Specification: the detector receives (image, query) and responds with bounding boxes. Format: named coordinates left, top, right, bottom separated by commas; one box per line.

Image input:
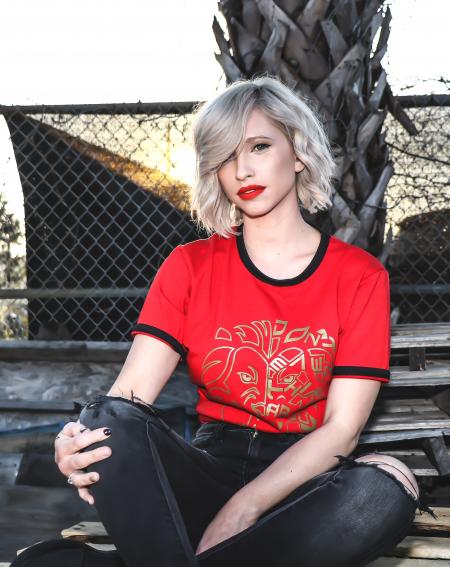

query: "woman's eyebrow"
left=244, top=136, right=273, bottom=142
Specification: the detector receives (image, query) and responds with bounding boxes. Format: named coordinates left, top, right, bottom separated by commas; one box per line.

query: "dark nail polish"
left=103, top=428, right=112, bottom=436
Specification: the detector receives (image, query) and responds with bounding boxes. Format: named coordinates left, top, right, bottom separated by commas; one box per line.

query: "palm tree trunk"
left=213, top=0, right=417, bottom=256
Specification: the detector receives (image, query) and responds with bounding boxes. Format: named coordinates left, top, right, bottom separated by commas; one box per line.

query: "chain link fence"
left=384, top=92, right=449, bottom=324
left=0, top=91, right=448, bottom=340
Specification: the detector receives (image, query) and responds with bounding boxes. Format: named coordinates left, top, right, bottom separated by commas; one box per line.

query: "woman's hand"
left=54, top=421, right=112, bottom=505
left=195, top=495, right=259, bottom=555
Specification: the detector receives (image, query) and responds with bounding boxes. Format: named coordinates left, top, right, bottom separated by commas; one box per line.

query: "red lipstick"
left=237, top=185, right=266, bottom=200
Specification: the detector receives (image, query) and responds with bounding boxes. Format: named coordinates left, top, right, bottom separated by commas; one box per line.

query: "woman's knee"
left=354, top=453, right=419, bottom=501
left=78, top=396, right=164, bottom=486
left=78, top=395, right=164, bottom=466
left=79, top=394, right=160, bottom=430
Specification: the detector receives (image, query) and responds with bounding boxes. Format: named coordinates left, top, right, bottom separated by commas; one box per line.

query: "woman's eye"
left=222, top=144, right=269, bottom=166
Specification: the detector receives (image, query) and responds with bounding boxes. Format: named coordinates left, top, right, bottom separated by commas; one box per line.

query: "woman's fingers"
left=55, top=426, right=112, bottom=476
left=69, top=427, right=112, bottom=454
left=55, top=421, right=112, bottom=504
left=78, top=486, right=95, bottom=506
left=69, top=445, right=112, bottom=472
left=60, top=421, right=86, bottom=438
left=69, top=470, right=100, bottom=489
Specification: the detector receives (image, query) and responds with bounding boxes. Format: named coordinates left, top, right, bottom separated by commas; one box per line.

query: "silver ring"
left=67, top=472, right=76, bottom=485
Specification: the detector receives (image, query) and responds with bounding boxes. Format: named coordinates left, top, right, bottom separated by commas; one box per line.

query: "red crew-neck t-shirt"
left=131, top=226, right=391, bottom=433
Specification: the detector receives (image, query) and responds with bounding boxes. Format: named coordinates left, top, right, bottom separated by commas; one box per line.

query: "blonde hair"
left=190, top=75, right=336, bottom=238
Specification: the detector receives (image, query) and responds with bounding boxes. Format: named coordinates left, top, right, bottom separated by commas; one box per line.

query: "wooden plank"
left=369, top=411, right=447, bottom=422
left=363, top=417, right=450, bottom=432
left=358, top=429, right=450, bottom=444
left=61, top=521, right=109, bottom=543
left=389, top=536, right=450, bottom=559
left=376, top=398, right=439, bottom=407
left=391, top=332, right=450, bottom=349
left=392, top=329, right=450, bottom=349
left=411, top=507, right=450, bottom=535
left=373, top=399, right=441, bottom=413
left=388, top=362, right=450, bottom=387
left=388, top=375, right=450, bottom=387
left=392, top=323, right=450, bottom=334
left=86, top=543, right=116, bottom=551
left=368, top=559, right=450, bottom=566
left=409, top=347, right=427, bottom=371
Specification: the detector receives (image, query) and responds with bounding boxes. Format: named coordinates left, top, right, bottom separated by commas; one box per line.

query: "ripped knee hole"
left=356, top=459, right=419, bottom=500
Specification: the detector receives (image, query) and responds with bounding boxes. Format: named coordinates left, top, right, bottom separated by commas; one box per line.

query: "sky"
left=0, top=0, right=449, bottom=256
left=0, top=0, right=448, bottom=106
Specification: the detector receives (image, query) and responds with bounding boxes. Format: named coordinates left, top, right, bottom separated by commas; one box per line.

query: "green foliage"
left=0, top=191, right=27, bottom=338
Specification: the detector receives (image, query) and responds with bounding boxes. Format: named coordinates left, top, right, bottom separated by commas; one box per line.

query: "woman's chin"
left=240, top=203, right=279, bottom=220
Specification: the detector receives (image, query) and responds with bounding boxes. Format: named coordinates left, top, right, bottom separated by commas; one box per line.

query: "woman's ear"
left=295, top=158, right=306, bottom=174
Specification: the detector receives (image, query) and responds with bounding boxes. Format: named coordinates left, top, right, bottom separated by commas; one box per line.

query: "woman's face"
left=217, top=107, right=305, bottom=220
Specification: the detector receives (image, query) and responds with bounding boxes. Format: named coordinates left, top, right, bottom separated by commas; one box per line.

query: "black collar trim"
left=236, top=224, right=330, bottom=287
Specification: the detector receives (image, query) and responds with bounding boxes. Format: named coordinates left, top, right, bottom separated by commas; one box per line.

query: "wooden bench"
left=357, top=323, right=450, bottom=477
left=0, top=322, right=448, bottom=480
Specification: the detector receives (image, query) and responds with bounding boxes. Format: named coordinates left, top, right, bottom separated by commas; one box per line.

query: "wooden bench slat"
left=391, top=323, right=450, bottom=349
left=359, top=429, right=450, bottom=444
left=61, top=521, right=108, bottom=541
left=364, top=418, right=450, bottom=432
left=370, top=411, right=447, bottom=422
left=368, top=559, right=450, bottom=566
left=390, top=535, right=450, bottom=560
left=367, top=557, right=445, bottom=567
left=388, top=361, right=450, bottom=387
left=392, top=323, right=450, bottom=335
left=374, top=398, right=441, bottom=411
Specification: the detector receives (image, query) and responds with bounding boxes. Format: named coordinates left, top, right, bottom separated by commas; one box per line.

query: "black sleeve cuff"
left=130, top=324, right=187, bottom=359
left=332, top=365, right=390, bottom=380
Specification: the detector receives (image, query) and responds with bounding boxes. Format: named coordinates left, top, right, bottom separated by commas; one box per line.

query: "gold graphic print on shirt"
left=201, top=319, right=336, bottom=428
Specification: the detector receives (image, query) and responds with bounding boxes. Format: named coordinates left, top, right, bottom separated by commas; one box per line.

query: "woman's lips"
left=238, top=187, right=266, bottom=200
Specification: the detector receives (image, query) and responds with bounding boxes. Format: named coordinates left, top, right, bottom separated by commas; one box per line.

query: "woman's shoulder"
left=329, top=234, right=387, bottom=278
left=173, top=232, right=234, bottom=269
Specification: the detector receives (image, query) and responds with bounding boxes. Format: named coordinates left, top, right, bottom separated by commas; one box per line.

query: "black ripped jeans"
left=79, top=395, right=433, bottom=567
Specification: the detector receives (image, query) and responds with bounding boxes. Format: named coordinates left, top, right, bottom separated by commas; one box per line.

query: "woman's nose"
left=235, top=154, right=254, bottom=181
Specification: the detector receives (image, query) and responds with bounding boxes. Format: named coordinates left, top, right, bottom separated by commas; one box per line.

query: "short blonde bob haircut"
left=190, top=75, right=335, bottom=238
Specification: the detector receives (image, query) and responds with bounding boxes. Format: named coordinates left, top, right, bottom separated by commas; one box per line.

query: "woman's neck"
left=241, top=216, right=318, bottom=258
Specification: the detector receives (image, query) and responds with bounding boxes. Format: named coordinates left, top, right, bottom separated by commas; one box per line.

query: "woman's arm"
left=55, top=334, right=181, bottom=504
left=107, top=333, right=181, bottom=404
left=228, top=377, right=381, bottom=518
left=195, top=377, right=382, bottom=554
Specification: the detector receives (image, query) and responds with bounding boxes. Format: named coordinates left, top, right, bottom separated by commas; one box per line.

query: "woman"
left=14, top=76, right=434, bottom=567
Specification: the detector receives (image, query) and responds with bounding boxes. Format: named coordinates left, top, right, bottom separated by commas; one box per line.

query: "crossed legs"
left=79, top=395, right=419, bottom=567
